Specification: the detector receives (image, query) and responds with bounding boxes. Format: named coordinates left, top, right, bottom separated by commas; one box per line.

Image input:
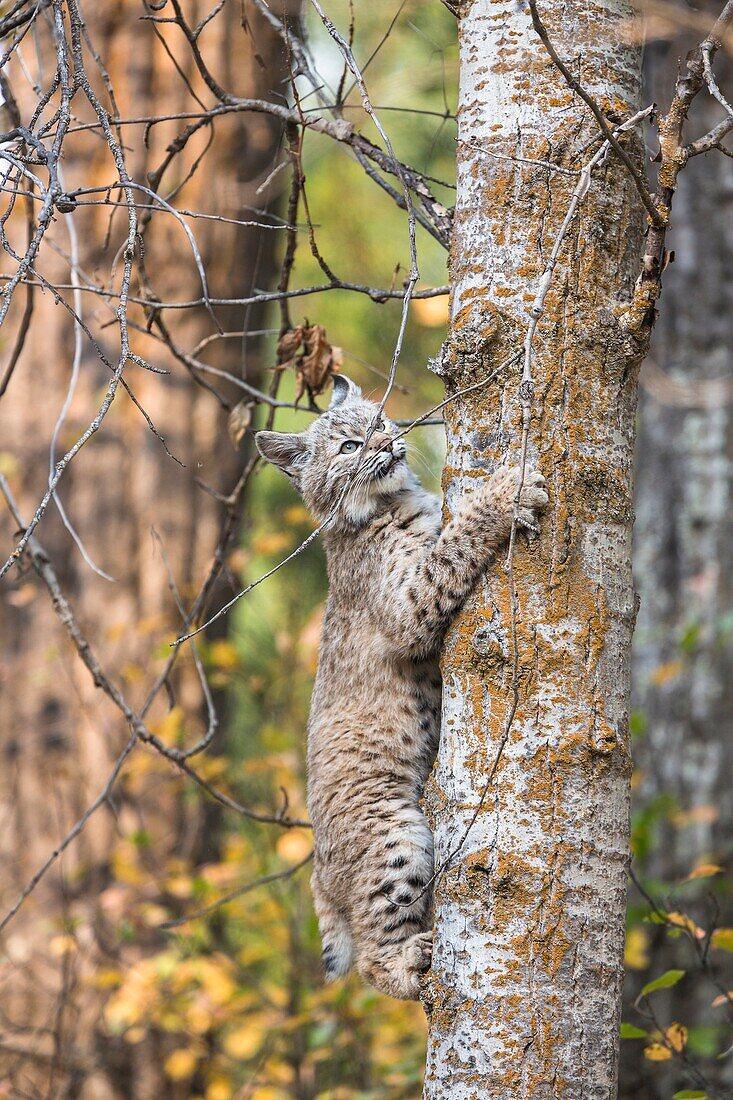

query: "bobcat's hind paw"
left=403, top=930, right=433, bottom=974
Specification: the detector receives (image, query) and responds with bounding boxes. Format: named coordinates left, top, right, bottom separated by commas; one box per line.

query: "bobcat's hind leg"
left=354, top=813, right=435, bottom=1000
left=402, top=930, right=433, bottom=973
left=312, top=874, right=354, bottom=981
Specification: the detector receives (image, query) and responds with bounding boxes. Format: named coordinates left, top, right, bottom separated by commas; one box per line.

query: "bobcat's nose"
left=367, top=432, right=393, bottom=453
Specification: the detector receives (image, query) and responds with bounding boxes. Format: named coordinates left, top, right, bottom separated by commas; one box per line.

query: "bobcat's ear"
left=255, top=431, right=310, bottom=483
left=329, top=373, right=362, bottom=409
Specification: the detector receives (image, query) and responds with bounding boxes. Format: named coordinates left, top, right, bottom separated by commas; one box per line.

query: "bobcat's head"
left=255, top=376, right=412, bottom=527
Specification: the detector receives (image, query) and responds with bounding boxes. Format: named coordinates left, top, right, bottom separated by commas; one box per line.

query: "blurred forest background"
left=0, top=1, right=731, bottom=1098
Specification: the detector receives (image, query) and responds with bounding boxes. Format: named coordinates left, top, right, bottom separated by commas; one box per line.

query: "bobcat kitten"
left=255, top=375, right=548, bottom=1000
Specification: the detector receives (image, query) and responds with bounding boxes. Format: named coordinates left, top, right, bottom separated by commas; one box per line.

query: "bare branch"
left=527, top=0, right=662, bottom=227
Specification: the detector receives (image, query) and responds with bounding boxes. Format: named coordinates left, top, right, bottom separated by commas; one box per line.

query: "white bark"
left=423, top=3, right=643, bottom=1097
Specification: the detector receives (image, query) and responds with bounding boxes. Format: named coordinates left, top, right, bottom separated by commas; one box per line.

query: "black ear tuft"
left=329, top=374, right=362, bottom=409
left=255, top=431, right=309, bottom=480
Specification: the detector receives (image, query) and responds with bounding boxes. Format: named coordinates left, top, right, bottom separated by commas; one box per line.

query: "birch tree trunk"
left=423, top=3, right=643, bottom=1096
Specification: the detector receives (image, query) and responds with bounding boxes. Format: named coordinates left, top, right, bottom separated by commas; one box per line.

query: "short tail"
left=312, top=878, right=354, bottom=980
left=322, top=923, right=355, bottom=980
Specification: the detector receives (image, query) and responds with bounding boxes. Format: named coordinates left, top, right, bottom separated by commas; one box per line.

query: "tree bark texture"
left=423, top=3, right=643, bottom=1097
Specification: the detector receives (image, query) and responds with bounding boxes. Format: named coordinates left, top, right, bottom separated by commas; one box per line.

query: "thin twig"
left=527, top=0, right=662, bottom=227
left=159, top=852, right=313, bottom=929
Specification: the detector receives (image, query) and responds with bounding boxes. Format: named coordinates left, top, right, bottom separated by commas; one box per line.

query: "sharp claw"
left=516, top=516, right=540, bottom=535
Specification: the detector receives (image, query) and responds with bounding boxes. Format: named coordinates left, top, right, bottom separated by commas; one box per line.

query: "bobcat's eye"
left=340, top=440, right=360, bottom=454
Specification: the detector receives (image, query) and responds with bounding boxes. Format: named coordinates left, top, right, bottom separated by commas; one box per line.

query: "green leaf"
left=679, top=621, right=701, bottom=654
left=673, top=1091, right=707, bottom=1099
left=640, top=969, right=685, bottom=997
left=620, top=1023, right=648, bottom=1039
left=629, top=710, right=647, bottom=738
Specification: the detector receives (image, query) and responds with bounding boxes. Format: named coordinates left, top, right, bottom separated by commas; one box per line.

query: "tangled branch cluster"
left=0, top=0, right=732, bottom=942
left=0, top=0, right=453, bottom=932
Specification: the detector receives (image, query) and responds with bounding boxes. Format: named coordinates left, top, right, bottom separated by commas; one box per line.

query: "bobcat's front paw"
left=488, top=466, right=548, bottom=534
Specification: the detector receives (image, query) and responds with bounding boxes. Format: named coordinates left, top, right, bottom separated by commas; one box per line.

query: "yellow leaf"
left=155, top=951, right=180, bottom=980
left=412, top=294, right=449, bottom=327
left=185, top=1000, right=214, bottom=1035
left=237, top=943, right=271, bottom=966
left=711, top=928, right=733, bottom=951
left=684, top=863, right=723, bottom=881
left=125, top=753, right=161, bottom=780
left=276, top=830, right=312, bottom=863
left=251, top=532, right=291, bottom=556
left=665, top=912, right=705, bottom=939
left=49, top=934, right=77, bottom=957
left=205, top=1077, right=233, bottom=1100
left=665, top=1022, right=688, bottom=1052
left=197, top=958, right=237, bottom=1005
left=166, top=857, right=190, bottom=875
left=644, top=1043, right=673, bottom=1061
left=149, top=706, right=184, bottom=746
left=283, top=504, right=311, bottom=525
left=136, top=903, right=170, bottom=927
left=193, top=757, right=229, bottom=782
left=650, top=659, right=684, bottom=686
left=90, top=968, right=124, bottom=989
left=672, top=804, right=718, bottom=828
left=5, top=583, right=36, bottom=609
left=111, top=848, right=145, bottom=886
left=165, top=875, right=195, bottom=899
left=712, top=991, right=733, bottom=1008
left=159, top=1008, right=185, bottom=1032
left=208, top=640, right=239, bottom=671
left=120, top=662, right=145, bottom=684
left=625, top=927, right=650, bottom=970
left=222, top=836, right=248, bottom=864
left=200, top=862, right=240, bottom=887
left=222, top=1026, right=261, bottom=1060
left=0, top=451, right=19, bottom=476
left=261, top=981, right=289, bottom=1008
left=105, top=988, right=147, bottom=1031
left=104, top=622, right=127, bottom=641
left=165, top=1049, right=198, bottom=1081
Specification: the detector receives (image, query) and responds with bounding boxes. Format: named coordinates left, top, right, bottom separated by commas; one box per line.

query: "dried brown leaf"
left=228, top=401, right=254, bottom=449
left=277, top=326, right=304, bottom=361
left=295, top=324, right=341, bottom=403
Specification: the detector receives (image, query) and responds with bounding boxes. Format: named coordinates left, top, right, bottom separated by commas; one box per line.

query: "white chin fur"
left=343, top=462, right=409, bottom=525
left=374, top=460, right=409, bottom=490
